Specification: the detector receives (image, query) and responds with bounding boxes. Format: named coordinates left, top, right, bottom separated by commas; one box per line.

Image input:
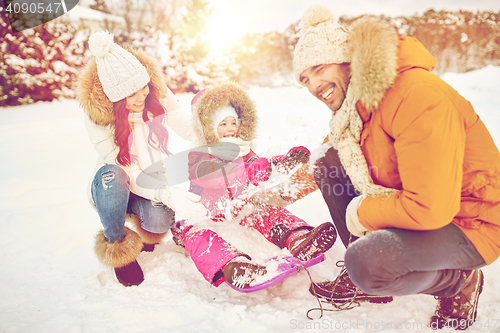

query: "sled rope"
left=304, top=236, right=361, bottom=320
left=305, top=261, right=360, bottom=320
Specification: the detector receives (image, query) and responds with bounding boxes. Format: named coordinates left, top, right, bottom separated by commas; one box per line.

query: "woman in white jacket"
left=77, top=32, right=207, bottom=286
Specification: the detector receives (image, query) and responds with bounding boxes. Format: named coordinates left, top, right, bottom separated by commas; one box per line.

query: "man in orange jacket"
left=294, top=5, right=500, bottom=329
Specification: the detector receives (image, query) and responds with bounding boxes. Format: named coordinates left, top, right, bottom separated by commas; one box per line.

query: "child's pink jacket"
left=188, top=149, right=268, bottom=219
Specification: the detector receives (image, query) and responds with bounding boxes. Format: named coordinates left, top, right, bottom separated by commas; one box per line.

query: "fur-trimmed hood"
left=77, top=48, right=167, bottom=127
left=191, top=81, right=257, bottom=145
left=347, top=16, right=436, bottom=111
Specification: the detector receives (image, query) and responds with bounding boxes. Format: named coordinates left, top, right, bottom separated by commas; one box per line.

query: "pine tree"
left=0, top=4, right=88, bottom=106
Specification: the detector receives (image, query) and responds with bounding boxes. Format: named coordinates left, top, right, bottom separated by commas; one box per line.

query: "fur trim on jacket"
left=77, top=48, right=167, bottom=126
left=348, top=16, right=399, bottom=111
left=191, top=82, right=257, bottom=145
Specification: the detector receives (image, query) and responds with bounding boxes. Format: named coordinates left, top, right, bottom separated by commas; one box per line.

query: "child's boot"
left=224, top=256, right=268, bottom=289
left=287, top=222, right=337, bottom=261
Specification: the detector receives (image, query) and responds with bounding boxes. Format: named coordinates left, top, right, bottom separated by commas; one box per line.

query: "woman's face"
left=125, top=84, right=149, bottom=112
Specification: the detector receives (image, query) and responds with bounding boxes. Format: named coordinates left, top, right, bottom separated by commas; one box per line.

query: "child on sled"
left=172, top=82, right=337, bottom=290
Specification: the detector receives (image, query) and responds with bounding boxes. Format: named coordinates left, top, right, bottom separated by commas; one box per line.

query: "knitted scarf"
left=328, top=88, right=398, bottom=197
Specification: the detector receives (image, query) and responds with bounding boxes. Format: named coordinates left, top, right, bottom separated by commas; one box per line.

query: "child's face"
left=217, top=117, right=239, bottom=138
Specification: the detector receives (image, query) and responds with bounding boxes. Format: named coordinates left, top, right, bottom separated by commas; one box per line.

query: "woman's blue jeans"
left=313, top=147, right=485, bottom=297
left=91, top=164, right=175, bottom=243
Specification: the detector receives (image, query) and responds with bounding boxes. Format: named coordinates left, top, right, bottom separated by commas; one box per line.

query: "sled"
left=226, top=254, right=325, bottom=293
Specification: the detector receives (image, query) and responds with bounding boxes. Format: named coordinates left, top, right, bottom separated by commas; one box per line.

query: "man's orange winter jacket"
left=352, top=34, right=500, bottom=265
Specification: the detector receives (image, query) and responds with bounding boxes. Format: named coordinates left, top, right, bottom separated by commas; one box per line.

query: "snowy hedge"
left=1, top=3, right=499, bottom=107
left=0, top=5, right=88, bottom=107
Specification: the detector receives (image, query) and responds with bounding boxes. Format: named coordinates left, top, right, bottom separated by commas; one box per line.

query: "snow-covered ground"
left=1, top=66, right=499, bottom=333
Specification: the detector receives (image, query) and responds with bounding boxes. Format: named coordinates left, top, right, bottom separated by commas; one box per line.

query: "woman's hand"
left=160, top=186, right=207, bottom=219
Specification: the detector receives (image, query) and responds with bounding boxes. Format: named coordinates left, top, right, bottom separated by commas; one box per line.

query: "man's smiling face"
left=300, top=63, right=351, bottom=112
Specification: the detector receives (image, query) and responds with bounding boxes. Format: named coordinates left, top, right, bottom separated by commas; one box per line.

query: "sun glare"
left=205, top=9, right=244, bottom=51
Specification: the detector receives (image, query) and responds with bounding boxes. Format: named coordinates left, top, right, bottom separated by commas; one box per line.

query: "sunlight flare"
left=205, top=8, right=244, bottom=50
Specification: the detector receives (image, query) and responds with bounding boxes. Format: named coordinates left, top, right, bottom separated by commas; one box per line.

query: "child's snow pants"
left=181, top=205, right=312, bottom=286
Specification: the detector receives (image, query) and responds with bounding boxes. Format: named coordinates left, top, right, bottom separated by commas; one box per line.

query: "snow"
left=1, top=67, right=500, bottom=333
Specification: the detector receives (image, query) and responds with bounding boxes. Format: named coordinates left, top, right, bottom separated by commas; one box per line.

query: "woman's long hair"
left=113, top=82, right=172, bottom=166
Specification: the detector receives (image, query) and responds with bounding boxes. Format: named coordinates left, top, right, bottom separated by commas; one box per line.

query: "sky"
left=204, top=0, right=500, bottom=47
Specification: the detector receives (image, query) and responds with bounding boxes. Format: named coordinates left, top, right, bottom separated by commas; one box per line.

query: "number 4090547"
left=5, top=2, right=62, bottom=14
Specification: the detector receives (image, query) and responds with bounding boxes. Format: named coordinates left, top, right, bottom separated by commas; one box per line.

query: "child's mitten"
left=282, top=146, right=311, bottom=171
left=247, top=157, right=270, bottom=185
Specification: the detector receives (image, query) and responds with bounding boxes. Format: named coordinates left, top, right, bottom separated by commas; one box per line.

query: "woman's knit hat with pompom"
left=88, top=31, right=150, bottom=102
left=293, top=4, right=350, bottom=83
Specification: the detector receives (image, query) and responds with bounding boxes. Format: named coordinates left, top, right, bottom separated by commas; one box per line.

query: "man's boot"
left=430, top=269, right=484, bottom=330
left=309, top=261, right=393, bottom=306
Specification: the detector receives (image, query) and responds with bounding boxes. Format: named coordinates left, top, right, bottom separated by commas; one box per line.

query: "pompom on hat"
left=88, top=31, right=150, bottom=102
left=293, top=4, right=350, bottom=83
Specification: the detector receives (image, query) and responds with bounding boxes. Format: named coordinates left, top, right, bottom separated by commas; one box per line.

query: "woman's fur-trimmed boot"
left=127, top=213, right=169, bottom=252
left=94, top=227, right=144, bottom=286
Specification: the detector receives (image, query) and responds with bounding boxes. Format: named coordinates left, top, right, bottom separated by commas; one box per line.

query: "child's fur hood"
left=76, top=48, right=167, bottom=127
left=347, top=16, right=400, bottom=111
left=191, top=82, right=257, bottom=145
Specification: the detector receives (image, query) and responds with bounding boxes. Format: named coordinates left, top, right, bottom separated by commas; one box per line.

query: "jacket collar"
left=347, top=17, right=436, bottom=111
left=347, top=16, right=400, bottom=111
